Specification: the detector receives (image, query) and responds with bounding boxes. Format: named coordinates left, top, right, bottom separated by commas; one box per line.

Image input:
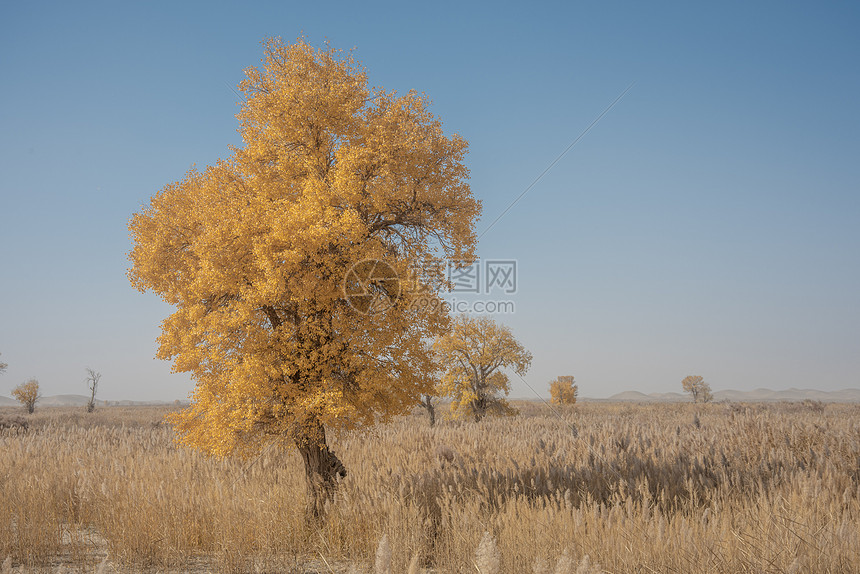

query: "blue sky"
left=1, top=1, right=858, bottom=401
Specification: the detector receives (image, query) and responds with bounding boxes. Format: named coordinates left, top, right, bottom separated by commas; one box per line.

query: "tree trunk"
left=294, top=416, right=346, bottom=520
left=421, top=396, right=436, bottom=427
left=471, top=398, right=486, bottom=422
left=472, top=401, right=485, bottom=423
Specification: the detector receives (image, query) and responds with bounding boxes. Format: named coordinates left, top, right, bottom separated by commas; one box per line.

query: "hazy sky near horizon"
left=1, top=1, right=858, bottom=401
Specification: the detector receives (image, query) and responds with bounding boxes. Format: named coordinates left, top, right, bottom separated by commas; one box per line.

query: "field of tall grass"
left=1, top=401, right=858, bottom=573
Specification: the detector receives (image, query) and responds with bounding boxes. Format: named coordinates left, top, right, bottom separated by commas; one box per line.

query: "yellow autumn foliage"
left=549, top=375, right=578, bottom=405
left=127, top=38, right=480, bottom=460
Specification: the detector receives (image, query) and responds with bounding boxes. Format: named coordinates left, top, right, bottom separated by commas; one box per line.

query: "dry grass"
left=1, top=401, right=858, bottom=573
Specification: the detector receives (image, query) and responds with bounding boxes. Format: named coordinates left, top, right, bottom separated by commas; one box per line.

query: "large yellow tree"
left=435, top=315, right=532, bottom=421
left=128, top=38, right=480, bottom=516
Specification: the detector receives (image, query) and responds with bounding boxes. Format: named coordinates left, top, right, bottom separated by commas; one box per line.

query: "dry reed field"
left=1, top=401, right=859, bottom=573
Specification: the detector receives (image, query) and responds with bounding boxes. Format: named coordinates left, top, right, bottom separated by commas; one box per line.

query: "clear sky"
left=1, top=1, right=858, bottom=401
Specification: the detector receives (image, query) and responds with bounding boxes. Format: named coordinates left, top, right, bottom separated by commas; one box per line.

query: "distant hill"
left=645, top=392, right=688, bottom=401
left=39, top=394, right=99, bottom=407
left=597, top=388, right=860, bottom=403
left=603, top=391, right=652, bottom=402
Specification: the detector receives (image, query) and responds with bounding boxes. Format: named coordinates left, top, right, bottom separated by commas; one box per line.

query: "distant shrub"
left=0, top=413, right=28, bottom=434
left=802, top=399, right=825, bottom=412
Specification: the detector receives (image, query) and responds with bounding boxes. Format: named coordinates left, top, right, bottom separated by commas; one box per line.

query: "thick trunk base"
left=470, top=398, right=487, bottom=422
left=295, top=418, right=346, bottom=520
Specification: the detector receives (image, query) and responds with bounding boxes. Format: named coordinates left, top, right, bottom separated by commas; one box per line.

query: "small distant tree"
left=85, top=368, right=101, bottom=413
left=435, top=315, right=532, bottom=422
left=12, top=379, right=41, bottom=414
left=550, top=375, right=578, bottom=405
left=682, top=375, right=713, bottom=403
left=0, top=352, right=7, bottom=375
